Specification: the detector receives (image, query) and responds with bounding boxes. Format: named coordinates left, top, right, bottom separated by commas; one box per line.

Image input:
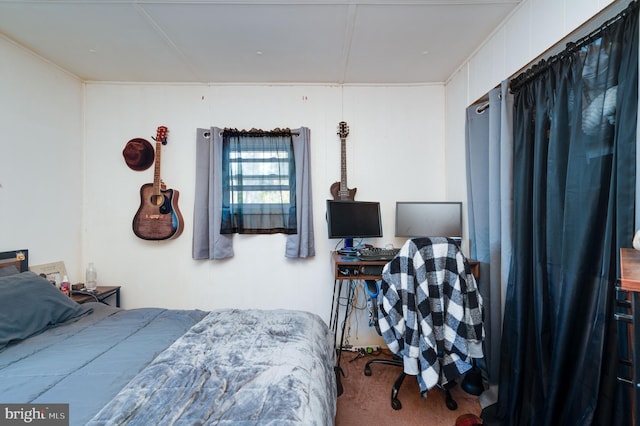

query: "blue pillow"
left=0, top=271, right=92, bottom=348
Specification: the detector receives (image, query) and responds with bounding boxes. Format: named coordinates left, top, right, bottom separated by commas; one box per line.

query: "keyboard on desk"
left=357, top=247, right=400, bottom=261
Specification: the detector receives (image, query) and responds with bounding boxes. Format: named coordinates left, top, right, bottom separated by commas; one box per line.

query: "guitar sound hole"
left=150, top=194, right=164, bottom=206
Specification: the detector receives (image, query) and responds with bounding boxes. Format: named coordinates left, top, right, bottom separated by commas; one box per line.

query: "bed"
left=0, top=250, right=337, bottom=425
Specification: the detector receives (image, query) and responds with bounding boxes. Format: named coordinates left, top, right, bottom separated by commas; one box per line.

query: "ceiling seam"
left=339, top=3, right=358, bottom=85
left=133, top=3, right=209, bottom=83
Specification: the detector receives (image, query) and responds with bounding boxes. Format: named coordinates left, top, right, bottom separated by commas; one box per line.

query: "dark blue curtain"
left=485, top=3, right=638, bottom=425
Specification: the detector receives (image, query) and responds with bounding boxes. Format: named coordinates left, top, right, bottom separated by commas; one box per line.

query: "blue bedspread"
left=88, top=309, right=337, bottom=425
left=0, top=303, right=208, bottom=425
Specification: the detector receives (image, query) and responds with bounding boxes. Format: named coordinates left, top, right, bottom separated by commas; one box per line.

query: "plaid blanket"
left=378, top=237, right=484, bottom=393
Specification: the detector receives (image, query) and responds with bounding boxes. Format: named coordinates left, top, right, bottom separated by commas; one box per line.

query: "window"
left=220, top=129, right=297, bottom=234
left=193, top=126, right=314, bottom=259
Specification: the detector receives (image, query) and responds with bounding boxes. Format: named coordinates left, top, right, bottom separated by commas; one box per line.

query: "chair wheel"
left=391, top=398, right=402, bottom=410
left=445, top=397, right=458, bottom=411
left=364, top=365, right=372, bottom=376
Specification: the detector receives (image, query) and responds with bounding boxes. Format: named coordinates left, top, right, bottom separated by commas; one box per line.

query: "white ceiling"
left=0, top=0, right=521, bottom=84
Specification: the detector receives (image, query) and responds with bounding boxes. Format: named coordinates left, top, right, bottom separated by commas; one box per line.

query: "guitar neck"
left=153, top=139, right=162, bottom=194
left=333, top=120, right=352, bottom=200
left=340, top=137, right=348, bottom=191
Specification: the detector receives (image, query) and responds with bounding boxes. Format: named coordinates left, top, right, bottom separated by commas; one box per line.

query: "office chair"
left=363, top=237, right=485, bottom=411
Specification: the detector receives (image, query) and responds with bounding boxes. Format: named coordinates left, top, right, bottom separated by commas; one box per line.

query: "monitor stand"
left=337, top=238, right=358, bottom=258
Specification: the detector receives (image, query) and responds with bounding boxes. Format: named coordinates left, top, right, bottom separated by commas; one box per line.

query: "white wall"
left=0, top=36, right=84, bottom=275
left=2, top=0, right=626, bottom=346
left=82, top=82, right=445, bottom=345
left=1, top=32, right=447, bottom=345
left=444, top=0, right=623, bottom=256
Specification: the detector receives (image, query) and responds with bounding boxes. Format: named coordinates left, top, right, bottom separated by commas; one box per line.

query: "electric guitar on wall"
left=330, top=121, right=357, bottom=200
left=132, top=126, right=184, bottom=240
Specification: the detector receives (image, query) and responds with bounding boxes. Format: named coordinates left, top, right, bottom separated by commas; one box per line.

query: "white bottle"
left=86, top=262, right=97, bottom=291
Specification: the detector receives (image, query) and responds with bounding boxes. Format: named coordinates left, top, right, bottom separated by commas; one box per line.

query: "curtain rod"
left=474, top=90, right=500, bottom=114
left=510, top=0, right=638, bottom=93
left=203, top=128, right=299, bottom=138
left=476, top=102, right=490, bottom=114
left=220, top=127, right=298, bottom=136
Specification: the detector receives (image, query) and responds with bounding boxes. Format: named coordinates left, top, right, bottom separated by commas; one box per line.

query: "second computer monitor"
left=395, top=201, right=462, bottom=239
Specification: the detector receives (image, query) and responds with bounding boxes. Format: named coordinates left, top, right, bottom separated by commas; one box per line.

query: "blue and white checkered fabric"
left=378, top=237, right=484, bottom=392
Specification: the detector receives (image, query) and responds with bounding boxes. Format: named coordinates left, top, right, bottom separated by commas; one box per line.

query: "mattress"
left=0, top=303, right=207, bottom=424
left=0, top=272, right=336, bottom=425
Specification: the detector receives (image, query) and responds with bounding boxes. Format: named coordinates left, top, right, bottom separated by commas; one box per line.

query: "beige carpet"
left=335, top=350, right=483, bottom=426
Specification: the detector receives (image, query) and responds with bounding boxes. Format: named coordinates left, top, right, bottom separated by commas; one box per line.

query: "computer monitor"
left=326, top=200, right=383, bottom=252
left=395, top=201, right=462, bottom=239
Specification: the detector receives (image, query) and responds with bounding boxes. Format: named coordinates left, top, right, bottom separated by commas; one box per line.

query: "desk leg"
left=337, top=280, right=356, bottom=354
left=330, top=279, right=344, bottom=396
left=330, top=279, right=343, bottom=344
left=633, top=292, right=640, bottom=425
left=332, top=280, right=357, bottom=397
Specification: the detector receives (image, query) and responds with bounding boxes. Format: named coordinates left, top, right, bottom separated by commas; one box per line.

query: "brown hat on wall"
left=123, top=138, right=155, bottom=171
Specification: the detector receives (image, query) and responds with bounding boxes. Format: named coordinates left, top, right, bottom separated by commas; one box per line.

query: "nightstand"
left=71, top=286, right=121, bottom=307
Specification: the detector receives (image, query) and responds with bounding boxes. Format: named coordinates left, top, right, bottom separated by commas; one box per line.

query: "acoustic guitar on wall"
left=330, top=121, right=357, bottom=200
left=132, top=126, right=184, bottom=240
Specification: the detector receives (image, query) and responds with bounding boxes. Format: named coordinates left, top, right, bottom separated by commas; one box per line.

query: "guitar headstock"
left=154, top=126, right=169, bottom=145
left=337, top=121, right=349, bottom=139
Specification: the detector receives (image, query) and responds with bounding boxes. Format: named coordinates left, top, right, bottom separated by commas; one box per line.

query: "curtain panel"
left=193, top=127, right=315, bottom=259
left=489, top=4, right=638, bottom=425
left=465, top=80, right=514, bottom=392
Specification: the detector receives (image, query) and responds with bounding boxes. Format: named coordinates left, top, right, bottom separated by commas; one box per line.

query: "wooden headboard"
left=0, top=249, right=29, bottom=272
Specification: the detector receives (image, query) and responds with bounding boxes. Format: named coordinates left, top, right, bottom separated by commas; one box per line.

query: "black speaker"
left=461, top=365, right=484, bottom=396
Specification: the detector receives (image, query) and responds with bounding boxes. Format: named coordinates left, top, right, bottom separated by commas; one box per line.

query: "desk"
left=329, top=251, right=480, bottom=395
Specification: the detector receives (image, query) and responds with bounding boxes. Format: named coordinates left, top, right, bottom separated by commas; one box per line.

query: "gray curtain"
left=193, top=126, right=315, bottom=259
left=285, top=127, right=315, bottom=258
left=465, top=80, right=514, bottom=393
